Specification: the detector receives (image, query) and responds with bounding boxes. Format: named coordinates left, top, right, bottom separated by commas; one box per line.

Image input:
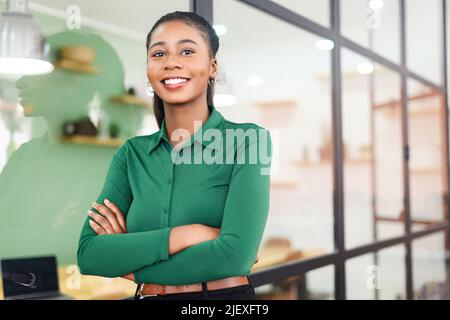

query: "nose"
left=164, top=53, right=183, bottom=70
left=15, top=76, right=28, bottom=91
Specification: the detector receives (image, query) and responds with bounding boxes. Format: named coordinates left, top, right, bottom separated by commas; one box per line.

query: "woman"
left=77, top=11, right=272, bottom=300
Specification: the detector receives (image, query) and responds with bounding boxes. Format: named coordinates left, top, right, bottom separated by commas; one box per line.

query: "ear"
left=210, top=56, right=218, bottom=78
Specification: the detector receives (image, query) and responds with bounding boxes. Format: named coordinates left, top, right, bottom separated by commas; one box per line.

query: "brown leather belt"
left=137, top=275, right=250, bottom=298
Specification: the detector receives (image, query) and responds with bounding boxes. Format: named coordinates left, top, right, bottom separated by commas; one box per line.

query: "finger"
left=103, top=199, right=127, bottom=232
left=89, top=219, right=106, bottom=235
left=92, top=202, right=123, bottom=234
left=87, top=210, right=114, bottom=234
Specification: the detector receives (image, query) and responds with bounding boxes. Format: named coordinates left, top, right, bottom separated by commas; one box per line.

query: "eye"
left=151, top=51, right=164, bottom=58
left=150, top=48, right=195, bottom=58
left=181, top=48, right=195, bottom=55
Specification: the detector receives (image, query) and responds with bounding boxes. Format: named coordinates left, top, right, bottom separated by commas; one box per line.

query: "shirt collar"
left=147, top=104, right=224, bottom=154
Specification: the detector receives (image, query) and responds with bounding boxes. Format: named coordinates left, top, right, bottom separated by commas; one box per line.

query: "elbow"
left=76, top=238, right=94, bottom=276
left=210, top=255, right=252, bottom=279
left=211, top=239, right=256, bottom=277
left=226, top=254, right=254, bottom=276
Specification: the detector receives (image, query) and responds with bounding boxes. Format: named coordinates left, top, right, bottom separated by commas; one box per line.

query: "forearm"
left=77, top=218, right=172, bottom=278
left=134, top=235, right=258, bottom=285
left=169, top=223, right=220, bottom=255
left=169, top=225, right=195, bottom=255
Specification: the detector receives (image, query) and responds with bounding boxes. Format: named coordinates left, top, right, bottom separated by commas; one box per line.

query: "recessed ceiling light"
left=213, top=24, right=227, bottom=36
left=214, top=94, right=236, bottom=107
left=247, top=75, right=264, bottom=87
left=357, top=62, right=374, bottom=74
left=315, top=39, right=335, bottom=51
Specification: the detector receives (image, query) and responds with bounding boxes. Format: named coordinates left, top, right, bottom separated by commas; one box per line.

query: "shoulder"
left=122, top=131, right=161, bottom=151
left=222, top=119, right=267, bottom=132
left=222, top=119, right=271, bottom=146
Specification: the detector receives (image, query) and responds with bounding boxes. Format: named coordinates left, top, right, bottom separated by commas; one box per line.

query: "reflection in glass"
left=0, top=31, right=148, bottom=266
left=0, top=1, right=212, bottom=301
left=408, top=79, right=447, bottom=231
left=342, top=49, right=403, bottom=249
left=412, top=232, right=450, bottom=299
left=215, top=0, right=333, bottom=274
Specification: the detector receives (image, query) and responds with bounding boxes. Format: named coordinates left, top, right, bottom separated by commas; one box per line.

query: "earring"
left=145, top=81, right=154, bottom=95
left=208, top=77, right=216, bottom=86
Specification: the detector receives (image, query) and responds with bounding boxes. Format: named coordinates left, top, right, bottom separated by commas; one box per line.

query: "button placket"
left=160, top=148, right=175, bottom=229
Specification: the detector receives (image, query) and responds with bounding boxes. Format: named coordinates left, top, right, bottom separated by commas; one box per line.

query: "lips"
left=18, top=90, right=32, bottom=99
left=160, top=78, right=191, bottom=90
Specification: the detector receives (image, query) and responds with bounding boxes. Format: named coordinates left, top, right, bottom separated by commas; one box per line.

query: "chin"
left=19, top=103, right=35, bottom=116
left=161, top=95, right=193, bottom=105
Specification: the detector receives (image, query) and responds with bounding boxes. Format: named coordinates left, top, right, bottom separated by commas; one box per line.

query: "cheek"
left=146, top=64, right=158, bottom=83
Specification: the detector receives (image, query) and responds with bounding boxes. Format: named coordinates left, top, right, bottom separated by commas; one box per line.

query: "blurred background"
left=0, top=0, right=449, bottom=300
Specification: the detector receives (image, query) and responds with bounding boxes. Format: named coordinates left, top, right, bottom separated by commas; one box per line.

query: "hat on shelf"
left=109, top=87, right=151, bottom=108
left=55, top=45, right=99, bottom=74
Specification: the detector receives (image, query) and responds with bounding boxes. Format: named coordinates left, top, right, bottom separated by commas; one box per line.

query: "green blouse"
left=77, top=105, right=272, bottom=285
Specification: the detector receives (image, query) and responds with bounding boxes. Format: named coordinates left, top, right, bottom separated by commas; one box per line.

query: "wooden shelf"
left=374, top=91, right=440, bottom=109
left=61, top=135, right=124, bottom=147
left=252, top=245, right=326, bottom=271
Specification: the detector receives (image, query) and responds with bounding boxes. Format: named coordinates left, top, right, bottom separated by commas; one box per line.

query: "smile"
left=161, top=78, right=190, bottom=90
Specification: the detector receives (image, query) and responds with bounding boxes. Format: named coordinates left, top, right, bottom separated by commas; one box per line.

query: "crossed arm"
left=76, top=143, right=220, bottom=278
left=77, top=131, right=271, bottom=284
left=82, top=199, right=226, bottom=281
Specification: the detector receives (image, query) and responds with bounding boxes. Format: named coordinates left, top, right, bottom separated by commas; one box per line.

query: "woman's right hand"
left=190, top=223, right=221, bottom=244
left=169, top=224, right=218, bottom=255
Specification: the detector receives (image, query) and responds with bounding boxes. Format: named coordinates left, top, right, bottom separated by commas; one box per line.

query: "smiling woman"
left=76, top=11, right=272, bottom=301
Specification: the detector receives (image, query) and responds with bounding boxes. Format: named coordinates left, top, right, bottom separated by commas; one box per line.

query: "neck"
left=44, top=117, right=64, bottom=143
left=163, top=99, right=210, bottom=147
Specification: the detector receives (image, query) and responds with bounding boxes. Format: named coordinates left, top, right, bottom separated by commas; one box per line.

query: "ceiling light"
left=315, top=39, right=334, bottom=51
left=213, top=24, right=227, bottom=36
left=357, top=62, right=374, bottom=74
left=0, top=0, right=54, bottom=75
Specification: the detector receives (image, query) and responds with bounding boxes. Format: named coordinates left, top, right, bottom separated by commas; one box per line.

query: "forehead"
left=150, top=20, right=205, bottom=45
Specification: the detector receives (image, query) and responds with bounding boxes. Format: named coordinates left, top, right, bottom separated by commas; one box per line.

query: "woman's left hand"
left=87, top=199, right=127, bottom=234
left=87, top=199, right=133, bottom=281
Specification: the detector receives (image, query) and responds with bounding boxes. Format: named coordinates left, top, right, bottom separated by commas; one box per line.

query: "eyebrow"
left=149, top=39, right=198, bottom=50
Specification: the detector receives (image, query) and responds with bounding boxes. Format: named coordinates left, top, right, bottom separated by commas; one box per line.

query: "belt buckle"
left=138, top=284, right=158, bottom=299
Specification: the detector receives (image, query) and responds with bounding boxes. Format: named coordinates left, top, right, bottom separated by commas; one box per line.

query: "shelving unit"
left=61, top=135, right=124, bottom=147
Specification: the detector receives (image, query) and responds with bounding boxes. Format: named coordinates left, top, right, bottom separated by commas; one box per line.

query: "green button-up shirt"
left=77, top=105, right=272, bottom=285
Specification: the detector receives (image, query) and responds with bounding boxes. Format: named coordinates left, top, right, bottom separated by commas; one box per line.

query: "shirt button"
left=167, top=177, right=173, bottom=184
left=163, top=207, right=169, bottom=213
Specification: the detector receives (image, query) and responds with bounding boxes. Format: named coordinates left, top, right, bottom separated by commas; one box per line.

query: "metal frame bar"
left=399, top=0, right=414, bottom=301
left=196, top=0, right=450, bottom=300
left=440, top=0, right=450, bottom=292
left=442, top=0, right=450, bottom=252
left=329, top=0, right=346, bottom=301
left=190, top=0, right=213, bottom=23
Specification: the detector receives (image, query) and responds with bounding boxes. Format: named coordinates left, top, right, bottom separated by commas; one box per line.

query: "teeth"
left=164, top=78, right=188, bottom=85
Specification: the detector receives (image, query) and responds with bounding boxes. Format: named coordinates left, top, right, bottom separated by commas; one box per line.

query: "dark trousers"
left=135, top=277, right=256, bottom=300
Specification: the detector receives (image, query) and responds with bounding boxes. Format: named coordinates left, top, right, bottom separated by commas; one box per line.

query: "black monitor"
left=1, top=256, right=60, bottom=299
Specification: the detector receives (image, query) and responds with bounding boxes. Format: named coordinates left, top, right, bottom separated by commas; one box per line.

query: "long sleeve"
left=134, top=129, right=272, bottom=285
left=77, top=141, right=172, bottom=278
